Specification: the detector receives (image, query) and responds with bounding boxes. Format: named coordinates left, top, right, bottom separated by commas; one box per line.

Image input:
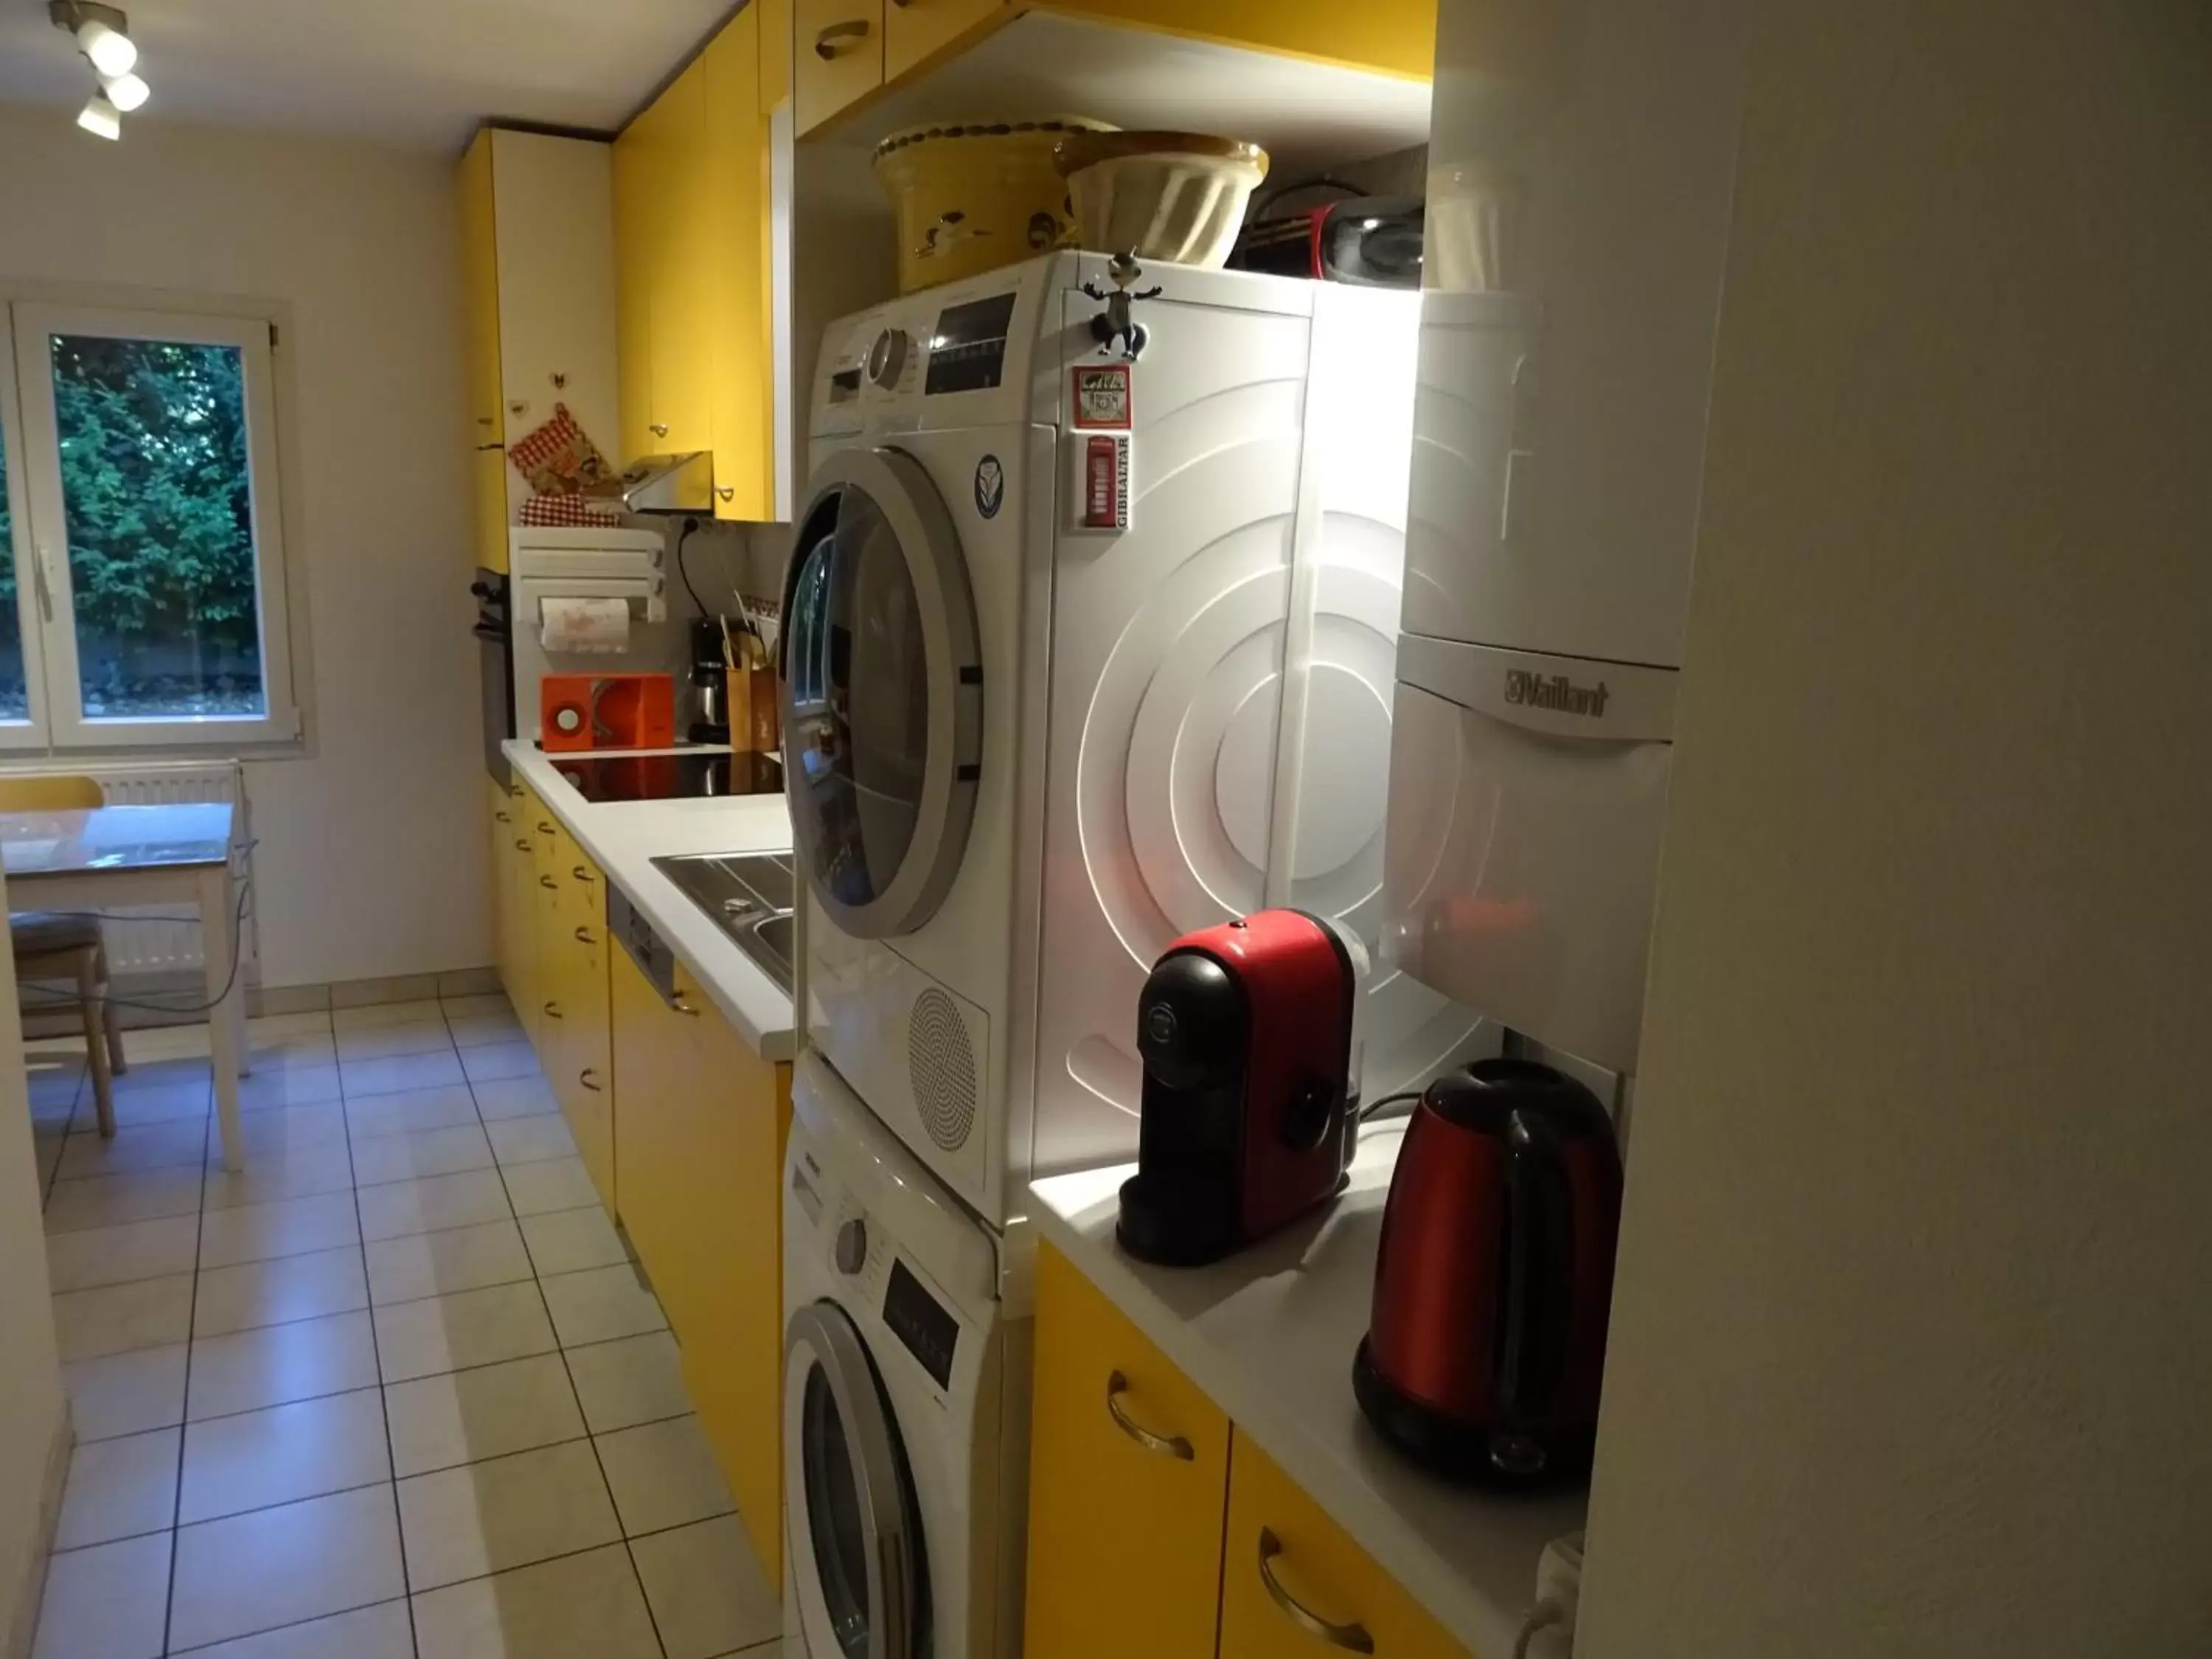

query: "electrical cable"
left=16, top=874, right=254, bottom=1018
left=673, top=515, right=706, bottom=613
left=1512, top=1599, right=1569, bottom=1659
left=1359, top=1089, right=1425, bottom=1124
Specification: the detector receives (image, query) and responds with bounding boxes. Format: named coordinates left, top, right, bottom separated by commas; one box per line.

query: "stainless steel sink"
left=650, top=852, right=796, bottom=994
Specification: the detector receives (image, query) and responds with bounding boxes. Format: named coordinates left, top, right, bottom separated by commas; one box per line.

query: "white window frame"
left=1, top=300, right=300, bottom=751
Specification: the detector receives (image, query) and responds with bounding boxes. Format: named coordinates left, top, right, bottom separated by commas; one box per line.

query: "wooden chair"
left=0, top=774, right=128, bottom=1135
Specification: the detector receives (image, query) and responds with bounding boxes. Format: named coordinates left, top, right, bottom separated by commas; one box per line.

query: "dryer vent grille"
left=908, top=987, right=977, bottom=1153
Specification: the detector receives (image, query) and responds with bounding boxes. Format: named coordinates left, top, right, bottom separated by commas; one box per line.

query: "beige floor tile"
left=333, top=997, right=445, bottom=1032
left=540, top=1263, right=667, bottom=1349
left=69, top=1082, right=210, bottom=1130
left=180, top=1387, right=392, bottom=1523
left=56, top=1116, right=209, bottom=1178
left=383, top=1352, right=586, bottom=1478
left=335, top=1020, right=456, bottom=1063
left=342, top=1050, right=466, bottom=1098
left=439, top=992, right=515, bottom=1023
left=595, top=1415, right=735, bottom=1537
left=459, top=1042, right=540, bottom=1085
left=237, top=1064, right=346, bottom=1110
left=355, top=1167, right=511, bottom=1242
left=632, top=1514, right=783, bottom=1659
left=446, top=1014, right=525, bottom=1050
left=189, top=1310, right=380, bottom=1421
left=203, top=1140, right=355, bottom=1211
left=246, top=1009, right=335, bottom=1043
left=174, top=1599, right=414, bottom=1658
left=52, top=1427, right=179, bottom=1550
left=46, top=1214, right=200, bottom=1294
left=364, top=1218, right=532, bottom=1307
left=499, top=1156, right=599, bottom=1217
left=484, top=1113, right=577, bottom=1168
left=111, top=1054, right=215, bottom=1094
left=234, top=1103, right=351, bottom=1155
left=124, top=1023, right=212, bottom=1062
left=53, top=1271, right=195, bottom=1362
left=44, top=1164, right=204, bottom=1234
left=349, top=1124, right=494, bottom=1187
left=411, top=1540, right=661, bottom=1659
left=563, top=1331, right=692, bottom=1434
left=396, top=1438, right=620, bottom=1590
left=32, top=1530, right=170, bottom=1659
left=246, top=1038, right=343, bottom=1075
left=65, top=1343, right=190, bottom=1441
left=169, top=1484, right=406, bottom=1652
left=194, top=1245, right=370, bottom=1338
left=374, top=1279, right=557, bottom=1384
left=35, top=1130, right=62, bottom=1188
left=344, top=1084, right=480, bottom=1139
left=469, top=1074, right=559, bottom=1121
left=200, top=1191, right=361, bottom=1270
left=518, top=1206, right=627, bottom=1278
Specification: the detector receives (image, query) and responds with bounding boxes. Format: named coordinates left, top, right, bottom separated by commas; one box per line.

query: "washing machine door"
left=781, top=445, right=983, bottom=940
left=785, top=1300, right=927, bottom=1659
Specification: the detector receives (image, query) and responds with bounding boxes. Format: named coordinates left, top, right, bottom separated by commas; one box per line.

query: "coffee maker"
left=687, top=615, right=729, bottom=745
left=1116, top=910, right=1366, bottom=1266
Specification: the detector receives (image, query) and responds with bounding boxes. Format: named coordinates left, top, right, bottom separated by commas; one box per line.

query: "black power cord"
left=16, top=874, right=256, bottom=1018
left=1359, top=1088, right=1424, bottom=1123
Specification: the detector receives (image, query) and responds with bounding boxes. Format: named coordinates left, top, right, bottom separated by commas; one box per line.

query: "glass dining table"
left=0, top=801, right=251, bottom=1171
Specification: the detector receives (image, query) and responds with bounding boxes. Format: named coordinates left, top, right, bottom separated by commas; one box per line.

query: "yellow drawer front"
left=885, top=0, right=1006, bottom=83
left=1023, top=1241, right=1231, bottom=1659
left=1220, top=1432, right=1471, bottom=1659
left=796, top=0, right=884, bottom=133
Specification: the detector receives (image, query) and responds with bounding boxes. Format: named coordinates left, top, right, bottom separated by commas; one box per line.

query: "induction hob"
left=544, top=750, right=782, bottom=804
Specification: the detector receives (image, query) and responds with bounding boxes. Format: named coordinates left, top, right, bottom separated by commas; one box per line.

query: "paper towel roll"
left=540, top=597, right=630, bottom=653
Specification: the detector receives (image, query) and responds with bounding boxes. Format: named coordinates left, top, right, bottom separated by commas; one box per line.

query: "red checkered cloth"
left=506, top=403, right=616, bottom=496
left=518, top=492, right=624, bottom=527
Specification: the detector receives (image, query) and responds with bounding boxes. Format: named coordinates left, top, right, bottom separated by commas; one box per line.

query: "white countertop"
left=1028, top=1122, right=1585, bottom=1658
left=504, top=740, right=797, bottom=1060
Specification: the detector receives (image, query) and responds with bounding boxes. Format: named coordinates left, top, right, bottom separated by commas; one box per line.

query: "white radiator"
left=3, top=760, right=257, bottom=981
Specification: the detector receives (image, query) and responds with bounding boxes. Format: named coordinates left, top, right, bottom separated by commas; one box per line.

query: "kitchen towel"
left=539, top=596, right=630, bottom=653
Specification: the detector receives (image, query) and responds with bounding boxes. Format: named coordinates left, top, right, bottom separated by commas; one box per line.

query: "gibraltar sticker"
left=973, top=454, right=1004, bottom=519
left=1071, top=364, right=1133, bottom=430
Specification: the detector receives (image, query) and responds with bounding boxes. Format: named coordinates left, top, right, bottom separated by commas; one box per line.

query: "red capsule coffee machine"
left=1117, top=910, right=1364, bottom=1266
left=1354, top=1057, right=1623, bottom=1484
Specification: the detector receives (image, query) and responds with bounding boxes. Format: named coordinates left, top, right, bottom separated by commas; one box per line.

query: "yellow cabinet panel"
left=470, top=443, right=510, bottom=576
left=559, top=852, right=614, bottom=1211
left=886, top=0, right=1005, bottom=84
left=704, top=8, right=773, bottom=523
left=1043, top=0, right=1436, bottom=79
left=759, top=0, right=793, bottom=110
left=612, top=117, right=657, bottom=466
left=1220, top=1433, right=1471, bottom=1659
left=505, top=782, right=545, bottom=1054
left=650, top=58, right=716, bottom=456
left=457, top=128, right=504, bottom=450
left=1024, top=1241, right=1231, bottom=1659
left=612, top=945, right=695, bottom=1315
left=796, top=0, right=884, bottom=133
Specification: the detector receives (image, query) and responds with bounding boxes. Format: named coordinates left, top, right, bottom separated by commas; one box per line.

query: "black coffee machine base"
left=1116, top=1170, right=1240, bottom=1266
left=1352, top=1338, right=1596, bottom=1487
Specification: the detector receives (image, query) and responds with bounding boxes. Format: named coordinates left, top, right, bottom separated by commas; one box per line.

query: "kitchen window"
left=0, top=299, right=299, bottom=751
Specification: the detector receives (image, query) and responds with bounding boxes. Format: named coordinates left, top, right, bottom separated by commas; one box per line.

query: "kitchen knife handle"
left=1256, top=1529, right=1374, bottom=1653
left=1104, top=1371, right=1192, bottom=1461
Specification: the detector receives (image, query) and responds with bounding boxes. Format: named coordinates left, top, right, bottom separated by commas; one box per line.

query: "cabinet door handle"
left=669, top=994, right=703, bottom=1018
left=476, top=414, right=495, bottom=428
left=543, top=1001, right=563, bottom=1020
left=571, top=866, right=594, bottom=883
left=1256, top=1530, right=1374, bottom=1654
left=814, top=18, right=870, bottom=56
left=574, top=926, right=597, bottom=945
left=650, top=422, right=670, bottom=438
left=580, top=1068, right=603, bottom=1092
left=714, top=485, right=735, bottom=502
left=539, top=875, right=558, bottom=890
left=1104, top=1371, right=1193, bottom=1461
left=515, top=839, right=532, bottom=852
left=537, top=821, right=555, bottom=835
left=495, top=810, right=510, bottom=823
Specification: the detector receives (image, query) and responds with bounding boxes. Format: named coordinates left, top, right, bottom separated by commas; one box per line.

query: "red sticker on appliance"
left=1082, top=434, right=1130, bottom=530
left=1071, top=364, right=1133, bottom=429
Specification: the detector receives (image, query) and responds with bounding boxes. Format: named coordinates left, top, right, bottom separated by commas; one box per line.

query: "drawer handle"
left=476, top=414, right=495, bottom=427
left=669, top=994, right=703, bottom=1018
left=515, top=838, right=532, bottom=852
left=495, top=810, right=510, bottom=823
left=539, top=875, right=558, bottom=890
left=543, top=1001, right=563, bottom=1020
left=714, top=485, right=735, bottom=502
left=1104, top=1371, right=1193, bottom=1461
left=580, top=1068, right=603, bottom=1092
left=537, top=821, right=555, bottom=835
left=572, top=866, right=595, bottom=883
left=814, top=18, right=870, bottom=57
left=574, top=925, right=597, bottom=945
left=1257, top=1529, right=1374, bottom=1654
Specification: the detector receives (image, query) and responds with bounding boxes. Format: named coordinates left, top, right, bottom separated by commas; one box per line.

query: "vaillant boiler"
left=1383, top=0, right=1756, bottom=1074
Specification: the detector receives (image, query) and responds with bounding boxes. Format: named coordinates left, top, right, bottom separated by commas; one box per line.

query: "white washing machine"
left=783, top=1051, right=1029, bottom=1659
left=782, top=250, right=1490, bottom=1231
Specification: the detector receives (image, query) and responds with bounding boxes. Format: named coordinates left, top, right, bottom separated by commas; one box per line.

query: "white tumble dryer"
left=782, top=1051, right=1029, bottom=1659
left=782, top=251, right=1490, bottom=1231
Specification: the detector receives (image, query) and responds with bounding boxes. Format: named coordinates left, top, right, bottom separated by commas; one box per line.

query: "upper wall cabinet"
left=454, top=128, right=620, bottom=571
left=615, top=10, right=780, bottom=522
left=795, top=0, right=886, bottom=133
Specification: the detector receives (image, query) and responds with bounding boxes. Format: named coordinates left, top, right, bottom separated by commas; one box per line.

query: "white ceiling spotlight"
left=50, top=0, right=146, bottom=137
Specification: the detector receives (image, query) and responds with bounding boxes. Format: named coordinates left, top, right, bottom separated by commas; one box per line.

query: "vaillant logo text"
left=1504, top=670, right=1611, bottom=717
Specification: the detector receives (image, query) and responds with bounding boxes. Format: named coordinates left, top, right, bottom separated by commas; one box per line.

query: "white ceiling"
left=0, top=0, right=734, bottom=153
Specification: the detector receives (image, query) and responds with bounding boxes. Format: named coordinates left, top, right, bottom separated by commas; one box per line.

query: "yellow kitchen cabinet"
left=795, top=0, right=884, bottom=133
left=552, top=850, right=615, bottom=1210
left=504, top=782, right=547, bottom=1052
left=886, top=0, right=1004, bottom=84
left=488, top=778, right=529, bottom=1031
left=1219, top=1433, right=1470, bottom=1659
left=1045, top=0, right=1435, bottom=79
left=1023, top=1241, right=1232, bottom=1659
left=612, top=121, right=658, bottom=466
left=453, top=127, right=619, bottom=571
left=759, top=0, right=793, bottom=109
left=615, top=60, right=716, bottom=462
left=703, top=7, right=775, bottom=523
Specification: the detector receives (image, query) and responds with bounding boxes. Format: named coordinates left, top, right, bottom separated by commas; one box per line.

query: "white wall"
left=1580, top=4, right=2212, bottom=1655
left=0, top=880, right=63, bottom=1652
left=0, top=105, right=487, bottom=987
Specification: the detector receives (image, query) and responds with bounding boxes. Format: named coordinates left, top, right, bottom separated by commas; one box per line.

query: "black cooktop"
left=546, top=750, right=783, bottom=804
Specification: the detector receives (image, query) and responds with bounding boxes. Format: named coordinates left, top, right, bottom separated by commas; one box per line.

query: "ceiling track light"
left=51, top=0, right=146, bottom=134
